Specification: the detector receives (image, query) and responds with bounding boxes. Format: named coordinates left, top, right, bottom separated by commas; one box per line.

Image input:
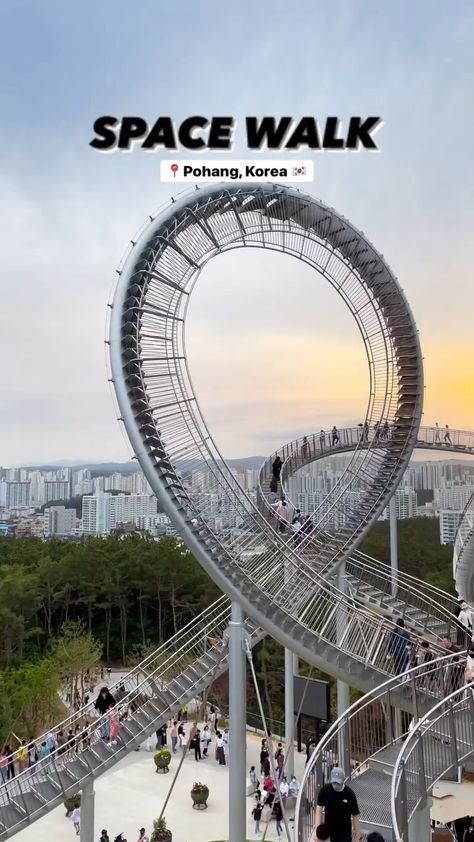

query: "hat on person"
left=330, top=767, right=345, bottom=785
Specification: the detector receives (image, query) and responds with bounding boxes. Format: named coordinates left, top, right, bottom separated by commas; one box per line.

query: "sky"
left=0, top=0, right=473, bottom=464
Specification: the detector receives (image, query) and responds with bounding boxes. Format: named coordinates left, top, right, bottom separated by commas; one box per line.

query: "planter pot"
left=156, top=832, right=172, bottom=842
left=191, top=787, right=209, bottom=810
left=155, top=759, right=170, bottom=773
left=64, top=795, right=80, bottom=817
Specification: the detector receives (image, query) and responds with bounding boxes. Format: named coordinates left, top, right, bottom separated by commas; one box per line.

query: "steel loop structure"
left=109, top=182, right=425, bottom=680
left=453, top=489, right=474, bottom=601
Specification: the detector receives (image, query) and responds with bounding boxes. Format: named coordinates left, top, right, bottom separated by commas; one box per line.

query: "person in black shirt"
left=315, top=767, right=361, bottom=842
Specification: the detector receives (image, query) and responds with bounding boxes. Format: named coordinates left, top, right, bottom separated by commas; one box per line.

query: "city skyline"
left=1, top=1, right=473, bottom=462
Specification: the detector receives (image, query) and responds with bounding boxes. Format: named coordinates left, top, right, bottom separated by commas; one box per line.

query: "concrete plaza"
left=13, top=729, right=307, bottom=842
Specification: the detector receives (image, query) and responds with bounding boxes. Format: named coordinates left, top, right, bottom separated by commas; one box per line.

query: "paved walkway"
left=13, top=728, right=308, bottom=842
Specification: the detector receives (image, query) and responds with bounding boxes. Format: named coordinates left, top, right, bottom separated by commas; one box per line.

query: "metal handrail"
left=0, top=600, right=264, bottom=837
left=295, top=649, right=467, bottom=842
left=0, top=595, right=231, bottom=769
left=391, top=677, right=474, bottom=840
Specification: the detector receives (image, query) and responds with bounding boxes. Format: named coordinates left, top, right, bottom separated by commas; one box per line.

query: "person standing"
left=70, top=805, right=81, bottom=836
left=457, top=601, right=473, bottom=644
left=215, top=731, right=226, bottom=765
left=170, top=721, right=178, bottom=754
left=222, top=727, right=230, bottom=761
left=301, top=436, right=310, bottom=460
left=17, top=740, right=28, bottom=773
left=274, top=743, right=284, bottom=779
left=99, top=830, right=110, bottom=842
left=315, top=767, right=361, bottom=842
left=434, top=422, right=441, bottom=443
left=319, top=430, right=326, bottom=451
left=4, top=746, right=15, bottom=779
left=0, top=752, right=8, bottom=784
left=190, top=729, right=201, bottom=761
left=94, top=687, right=116, bottom=740
left=260, top=740, right=269, bottom=775
left=252, top=798, right=263, bottom=836
left=137, top=828, right=149, bottom=842
left=200, top=723, right=211, bottom=757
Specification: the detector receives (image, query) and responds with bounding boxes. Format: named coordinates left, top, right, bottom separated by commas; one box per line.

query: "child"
left=251, top=799, right=263, bottom=835
left=249, top=765, right=260, bottom=792
left=315, top=825, right=329, bottom=840
left=70, top=805, right=80, bottom=836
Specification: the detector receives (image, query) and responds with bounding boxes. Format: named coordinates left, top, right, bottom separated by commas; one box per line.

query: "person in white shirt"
left=216, top=732, right=226, bottom=765
left=458, top=602, right=473, bottom=642
left=289, top=775, right=300, bottom=797
left=222, top=727, right=230, bottom=759
left=279, top=776, right=289, bottom=798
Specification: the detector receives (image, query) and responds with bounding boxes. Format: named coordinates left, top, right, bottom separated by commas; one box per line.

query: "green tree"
left=50, top=620, right=102, bottom=711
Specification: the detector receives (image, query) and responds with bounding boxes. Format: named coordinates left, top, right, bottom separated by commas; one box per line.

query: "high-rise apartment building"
left=6, top=481, right=31, bottom=508
left=439, top=510, right=463, bottom=545
left=44, top=480, right=70, bottom=504
left=43, top=506, right=77, bottom=537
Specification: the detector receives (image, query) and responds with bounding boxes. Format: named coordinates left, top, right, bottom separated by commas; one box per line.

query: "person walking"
left=315, top=768, right=361, bottom=842
left=444, top=424, right=452, bottom=444
left=252, top=798, right=263, bottom=836
left=331, top=426, right=340, bottom=446
left=70, top=805, right=81, bottom=836
left=94, top=687, right=116, bottom=740
left=319, top=429, right=326, bottom=451
left=272, top=455, right=283, bottom=482
left=274, top=499, right=289, bottom=533
left=170, top=721, right=178, bottom=754
left=4, top=746, right=15, bottom=780
left=388, top=619, right=411, bottom=675
left=273, top=798, right=284, bottom=838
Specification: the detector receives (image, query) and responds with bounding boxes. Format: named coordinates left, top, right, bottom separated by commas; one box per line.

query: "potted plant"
left=64, top=793, right=81, bottom=816
left=151, top=816, right=172, bottom=841
left=154, top=748, right=171, bottom=773
left=190, top=781, right=209, bottom=809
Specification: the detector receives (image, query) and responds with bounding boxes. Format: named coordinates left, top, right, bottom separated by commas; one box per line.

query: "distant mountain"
left=19, top=456, right=266, bottom=475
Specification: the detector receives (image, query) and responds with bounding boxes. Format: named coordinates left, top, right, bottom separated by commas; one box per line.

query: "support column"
left=390, top=496, right=398, bottom=598
left=80, top=778, right=95, bottom=842
left=285, top=647, right=295, bottom=778
left=336, top=563, right=350, bottom=773
left=228, top=602, right=246, bottom=842
left=407, top=798, right=431, bottom=842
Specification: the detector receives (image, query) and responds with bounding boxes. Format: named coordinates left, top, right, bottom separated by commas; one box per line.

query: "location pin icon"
left=171, top=163, right=178, bottom=178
